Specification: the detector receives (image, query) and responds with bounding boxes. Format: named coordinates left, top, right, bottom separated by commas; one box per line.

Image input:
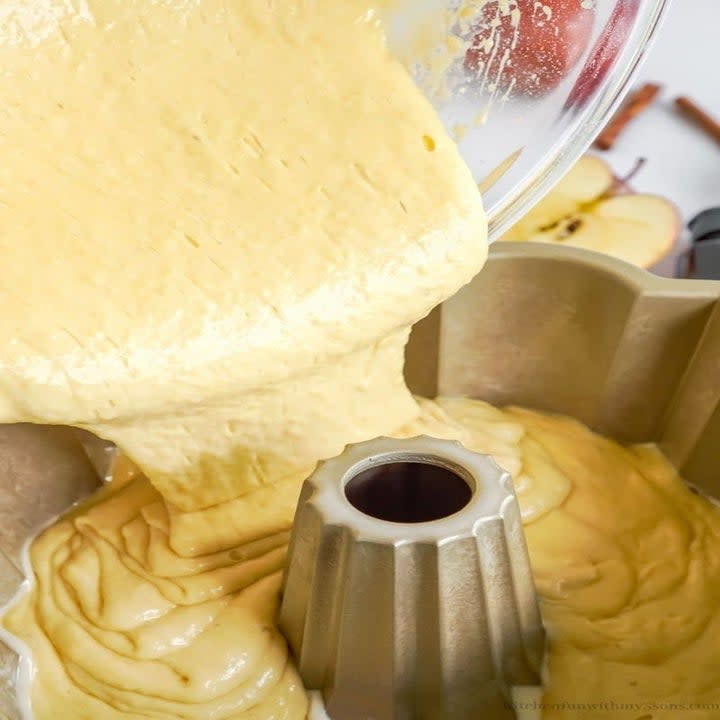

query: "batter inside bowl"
left=0, top=2, right=719, bottom=720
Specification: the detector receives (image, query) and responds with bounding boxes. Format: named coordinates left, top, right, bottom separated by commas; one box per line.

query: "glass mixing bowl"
left=385, top=0, right=671, bottom=239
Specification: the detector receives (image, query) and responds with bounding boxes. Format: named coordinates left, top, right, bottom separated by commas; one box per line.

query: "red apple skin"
left=464, top=0, right=596, bottom=97
left=565, top=0, right=641, bottom=108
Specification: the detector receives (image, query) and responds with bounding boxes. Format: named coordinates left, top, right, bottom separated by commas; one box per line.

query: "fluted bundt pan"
left=4, top=243, right=719, bottom=716
left=279, top=436, right=545, bottom=720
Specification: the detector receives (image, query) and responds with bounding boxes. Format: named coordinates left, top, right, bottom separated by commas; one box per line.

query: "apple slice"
left=501, top=155, right=679, bottom=269
left=503, top=155, right=614, bottom=241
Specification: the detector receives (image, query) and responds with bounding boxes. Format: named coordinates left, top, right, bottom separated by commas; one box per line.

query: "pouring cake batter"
left=1, top=1, right=720, bottom=719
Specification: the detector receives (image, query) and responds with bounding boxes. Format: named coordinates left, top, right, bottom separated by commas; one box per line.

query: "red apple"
left=464, top=0, right=596, bottom=97
left=565, top=0, right=641, bottom=108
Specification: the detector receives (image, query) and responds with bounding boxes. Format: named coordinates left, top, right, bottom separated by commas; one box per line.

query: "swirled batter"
left=5, top=399, right=720, bottom=719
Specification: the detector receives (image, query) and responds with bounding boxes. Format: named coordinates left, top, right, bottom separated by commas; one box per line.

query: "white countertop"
left=599, top=0, right=719, bottom=225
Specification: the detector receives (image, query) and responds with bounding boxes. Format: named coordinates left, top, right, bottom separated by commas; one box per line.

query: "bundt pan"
left=1, top=242, right=719, bottom=719
left=280, top=435, right=545, bottom=720
left=406, top=242, right=720, bottom=497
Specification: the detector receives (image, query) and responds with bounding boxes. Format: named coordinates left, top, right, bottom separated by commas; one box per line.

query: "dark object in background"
left=677, top=208, right=720, bottom=280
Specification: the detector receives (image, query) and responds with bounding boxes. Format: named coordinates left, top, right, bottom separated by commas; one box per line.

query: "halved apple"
left=501, top=155, right=679, bottom=268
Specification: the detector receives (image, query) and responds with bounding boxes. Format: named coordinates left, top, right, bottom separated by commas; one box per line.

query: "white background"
left=598, top=0, right=719, bottom=272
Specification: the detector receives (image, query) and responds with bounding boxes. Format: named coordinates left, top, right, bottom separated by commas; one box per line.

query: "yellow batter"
left=1, top=1, right=720, bottom=720
left=5, top=399, right=720, bottom=719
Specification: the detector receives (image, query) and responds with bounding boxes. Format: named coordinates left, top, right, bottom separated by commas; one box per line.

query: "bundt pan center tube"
left=279, top=436, right=546, bottom=720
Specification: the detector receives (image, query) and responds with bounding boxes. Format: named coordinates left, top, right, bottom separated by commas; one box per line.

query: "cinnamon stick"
left=675, top=96, right=720, bottom=147
left=594, top=83, right=662, bottom=151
